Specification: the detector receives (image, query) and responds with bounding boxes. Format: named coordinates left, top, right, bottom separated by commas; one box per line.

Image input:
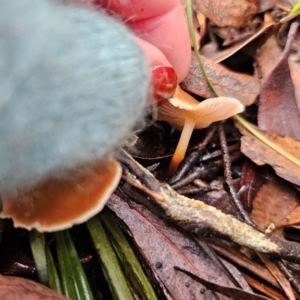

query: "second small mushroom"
left=0, top=155, right=121, bottom=232
left=156, top=85, right=244, bottom=174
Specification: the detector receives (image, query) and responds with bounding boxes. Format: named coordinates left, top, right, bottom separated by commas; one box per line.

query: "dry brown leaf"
left=255, top=33, right=282, bottom=83
left=240, top=159, right=266, bottom=211
left=277, top=205, right=300, bottom=227
left=251, top=174, right=300, bottom=237
left=277, top=0, right=294, bottom=11
left=209, top=241, right=282, bottom=289
left=258, top=22, right=300, bottom=140
left=237, top=123, right=300, bottom=186
left=210, top=15, right=263, bottom=47
left=203, top=12, right=275, bottom=62
left=0, top=275, right=67, bottom=300
left=243, top=273, right=287, bottom=300
left=181, top=53, right=260, bottom=106
left=175, top=267, right=272, bottom=300
left=258, top=0, right=280, bottom=12
left=257, top=253, right=296, bottom=300
left=113, top=182, right=294, bottom=299
left=108, top=192, right=250, bottom=300
left=193, top=0, right=258, bottom=28
left=289, top=60, right=300, bottom=110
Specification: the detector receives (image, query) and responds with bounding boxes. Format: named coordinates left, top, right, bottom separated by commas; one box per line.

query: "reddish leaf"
left=258, top=22, right=300, bottom=140
left=289, top=59, right=300, bottom=110
left=277, top=204, right=300, bottom=227
left=239, top=159, right=267, bottom=211
left=255, top=32, right=282, bottom=83
left=250, top=173, right=300, bottom=238
left=182, top=53, right=260, bottom=106
left=257, top=253, right=295, bottom=300
left=0, top=275, right=67, bottom=300
left=108, top=193, right=251, bottom=300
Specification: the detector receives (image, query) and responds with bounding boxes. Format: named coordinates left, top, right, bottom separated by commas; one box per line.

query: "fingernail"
left=151, top=66, right=177, bottom=105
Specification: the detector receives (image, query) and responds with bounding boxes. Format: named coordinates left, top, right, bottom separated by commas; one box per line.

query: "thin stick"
left=218, top=122, right=257, bottom=227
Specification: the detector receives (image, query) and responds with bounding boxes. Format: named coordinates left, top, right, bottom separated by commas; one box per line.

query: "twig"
left=117, top=150, right=300, bottom=263
left=218, top=123, right=256, bottom=227
left=277, top=261, right=300, bottom=295
left=193, top=235, right=242, bottom=288
left=199, top=143, right=240, bottom=162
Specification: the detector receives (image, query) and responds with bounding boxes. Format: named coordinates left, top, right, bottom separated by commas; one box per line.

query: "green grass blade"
left=186, top=0, right=220, bottom=97
left=56, top=230, right=94, bottom=300
left=289, top=0, right=300, bottom=15
left=46, top=244, right=63, bottom=294
left=29, top=230, right=48, bottom=285
left=87, top=216, right=135, bottom=300
left=100, top=208, right=157, bottom=300
left=56, top=231, right=79, bottom=299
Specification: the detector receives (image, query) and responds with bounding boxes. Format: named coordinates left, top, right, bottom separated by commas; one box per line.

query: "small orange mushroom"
left=156, top=85, right=244, bottom=174
left=0, top=155, right=121, bottom=232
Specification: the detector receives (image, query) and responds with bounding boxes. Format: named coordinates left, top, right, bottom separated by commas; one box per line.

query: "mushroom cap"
left=0, top=155, right=121, bottom=232
left=157, top=86, right=244, bottom=128
left=0, top=0, right=148, bottom=194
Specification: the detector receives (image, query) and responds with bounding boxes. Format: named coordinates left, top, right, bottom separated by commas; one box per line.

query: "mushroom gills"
left=156, top=85, right=244, bottom=174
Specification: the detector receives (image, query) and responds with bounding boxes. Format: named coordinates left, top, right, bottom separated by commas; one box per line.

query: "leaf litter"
left=3, top=1, right=300, bottom=299
left=258, top=22, right=300, bottom=140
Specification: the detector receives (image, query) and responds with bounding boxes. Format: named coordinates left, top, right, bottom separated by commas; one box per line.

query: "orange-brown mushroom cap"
left=0, top=155, right=121, bottom=232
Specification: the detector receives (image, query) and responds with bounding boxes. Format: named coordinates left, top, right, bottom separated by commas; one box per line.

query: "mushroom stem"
left=167, top=118, right=196, bottom=175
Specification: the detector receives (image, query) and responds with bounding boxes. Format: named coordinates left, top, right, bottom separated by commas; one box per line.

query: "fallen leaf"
left=251, top=173, right=300, bottom=236
left=197, top=190, right=238, bottom=216
left=108, top=192, right=249, bottom=300
left=277, top=204, right=300, bottom=227
left=0, top=275, right=67, bottom=300
left=258, top=0, right=280, bottom=12
left=203, top=12, right=275, bottom=63
left=289, top=59, right=300, bottom=110
left=255, top=32, right=283, bottom=83
left=209, top=241, right=282, bottom=289
left=175, top=267, right=272, bottom=300
left=211, top=15, right=263, bottom=47
left=239, top=159, right=267, bottom=211
left=237, top=122, right=300, bottom=186
left=258, top=22, right=300, bottom=140
left=193, top=0, right=258, bottom=28
left=181, top=53, right=260, bottom=106
left=242, top=273, right=287, bottom=300
left=276, top=0, right=293, bottom=11
left=256, top=253, right=295, bottom=300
